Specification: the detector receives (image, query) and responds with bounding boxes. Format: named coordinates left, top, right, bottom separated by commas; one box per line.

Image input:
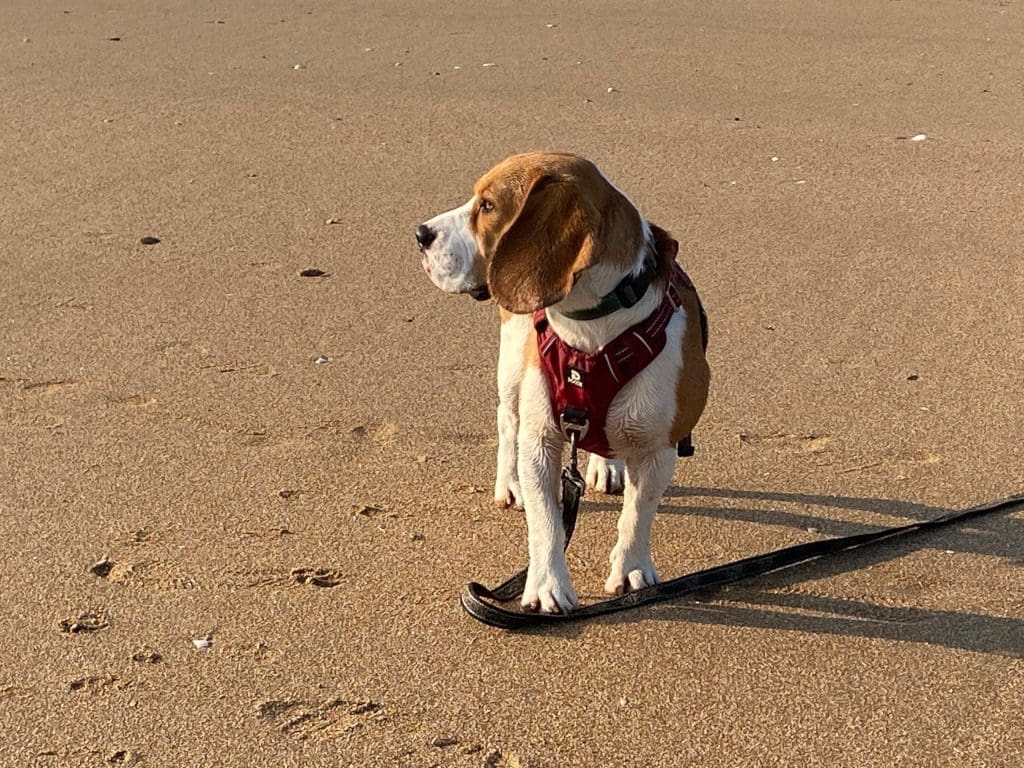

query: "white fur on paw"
left=494, top=475, right=522, bottom=508
left=522, top=564, right=579, bottom=614
left=586, top=455, right=625, bottom=494
left=604, top=555, right=658, bottom=596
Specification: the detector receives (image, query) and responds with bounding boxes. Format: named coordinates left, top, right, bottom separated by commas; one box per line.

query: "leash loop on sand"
left=460, top=491, right=1024, bottom=630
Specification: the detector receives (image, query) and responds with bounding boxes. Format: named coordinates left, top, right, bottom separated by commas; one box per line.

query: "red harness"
left=534, top=263, right=703, bottom=459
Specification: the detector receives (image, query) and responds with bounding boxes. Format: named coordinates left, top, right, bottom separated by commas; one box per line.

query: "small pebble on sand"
left=89, top=558, right=114, bottom=578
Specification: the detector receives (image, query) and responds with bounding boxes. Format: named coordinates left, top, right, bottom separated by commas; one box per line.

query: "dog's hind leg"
left=585, top=454, right=625, bottom=494
left=604, top=446, right=675, bottom=595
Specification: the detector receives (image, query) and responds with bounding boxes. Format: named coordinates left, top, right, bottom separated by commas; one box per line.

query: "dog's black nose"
left=415, top=224, right=437, bottom=249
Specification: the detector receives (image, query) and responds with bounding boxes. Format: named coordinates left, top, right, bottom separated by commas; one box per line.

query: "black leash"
left=461, top=451, right=1024, bottom=629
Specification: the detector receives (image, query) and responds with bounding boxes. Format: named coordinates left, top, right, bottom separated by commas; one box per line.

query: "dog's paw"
left=604, top=551, right=658, bottom=596
left=586, top=455, right=625, bottom=494
left=522, top=562, right=579, bottom=614
left=493, top=475, right=523, bottom=509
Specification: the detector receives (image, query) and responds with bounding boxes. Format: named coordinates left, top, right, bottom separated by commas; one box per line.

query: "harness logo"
left=566, top=367, right=584, bottom=388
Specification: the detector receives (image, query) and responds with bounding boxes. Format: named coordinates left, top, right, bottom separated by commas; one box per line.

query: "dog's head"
left=415, top=152, right=653, bottom=313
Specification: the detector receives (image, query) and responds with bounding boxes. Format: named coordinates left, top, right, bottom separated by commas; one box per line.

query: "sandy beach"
left=1, top=1, right=1022, bottom=765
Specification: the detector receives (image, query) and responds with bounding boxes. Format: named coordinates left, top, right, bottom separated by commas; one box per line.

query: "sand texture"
left=1, top=1, right=1022, bottom=766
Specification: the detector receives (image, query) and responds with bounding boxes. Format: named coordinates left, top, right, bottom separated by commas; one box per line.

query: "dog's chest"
left=532, top=268, right=692, bottom=457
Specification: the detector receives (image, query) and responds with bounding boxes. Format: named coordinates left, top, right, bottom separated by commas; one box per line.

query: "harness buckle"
left=615, top=282, right=640, bottom=309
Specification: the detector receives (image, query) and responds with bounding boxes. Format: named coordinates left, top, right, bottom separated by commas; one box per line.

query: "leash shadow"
left=586, top=485, right=1023, bottom=563
left=629, top=588, right=1024, bottom=658
left=582, top=487, right=1024, bottom=656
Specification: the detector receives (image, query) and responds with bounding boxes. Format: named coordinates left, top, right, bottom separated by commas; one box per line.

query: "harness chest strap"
left=534, top=263, right=704, bottom=459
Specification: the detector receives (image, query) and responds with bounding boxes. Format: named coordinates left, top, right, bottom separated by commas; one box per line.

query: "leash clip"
left=559, top=408, right=589, bottom=442
left=559, top=407, right=589, bottom=477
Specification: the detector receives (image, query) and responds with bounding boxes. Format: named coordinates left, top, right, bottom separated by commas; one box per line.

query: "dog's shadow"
left=550, top=486, right=1024, bottom=657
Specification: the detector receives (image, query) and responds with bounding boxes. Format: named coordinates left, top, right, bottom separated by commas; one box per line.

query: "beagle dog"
left=415, top=152, right=710, bottom=613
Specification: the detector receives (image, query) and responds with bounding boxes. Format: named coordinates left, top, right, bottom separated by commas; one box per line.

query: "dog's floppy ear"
left=648, top=222, right=679, bottom=263
left=487, top=172, right=597, bottom=313
left=648, top=223, right=678, bottom=260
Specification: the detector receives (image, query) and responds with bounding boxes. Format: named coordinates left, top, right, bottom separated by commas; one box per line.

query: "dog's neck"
left=545, top=231, right=663, bottom=354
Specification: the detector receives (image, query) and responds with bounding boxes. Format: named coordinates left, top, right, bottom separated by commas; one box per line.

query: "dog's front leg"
left=494, top=315, right=529, bottom=507
left=517, top=366, right=579, bottom=613
left=605, top=446, right=675, bottom=595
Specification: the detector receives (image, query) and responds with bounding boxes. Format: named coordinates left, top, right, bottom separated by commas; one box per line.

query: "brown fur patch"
left=670, top=286, right=710, bottom=443
left=470, top=152, right=641, bottom=313
left=523, top=322, right=540, bottom=368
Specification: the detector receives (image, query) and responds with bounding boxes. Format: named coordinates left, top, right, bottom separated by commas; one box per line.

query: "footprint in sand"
left=33, top=748, right=141, bottom=765
left=0, top=685, right=32, bottom=701
left=482, top=750, right=532, bottom=768
left=58, top=610, right=109, bottom=634
left=737, top=431, right=832, bottom=454
left=911, top=448, right=943, bottom=464
left=68, top=675, right=129, bottom=694
left=110, top=393, right=157, bottom=407
left=258, top=698, right=385, bottom=742
left=348, top=420, right=398, bottom=443
left=105, top=749, right=142, bottom=765
left=22, top=378, right=80, bottom=395
left=289, top=567, right=344, bottom=588
left=90, top=557, right=197, bottom=590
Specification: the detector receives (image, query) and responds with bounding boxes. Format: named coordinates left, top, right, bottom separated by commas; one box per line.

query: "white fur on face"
left=418, top=198, right=483, bottom=294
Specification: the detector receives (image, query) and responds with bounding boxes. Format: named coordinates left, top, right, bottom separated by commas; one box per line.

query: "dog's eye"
left=479, top=198, right=494, bottom=213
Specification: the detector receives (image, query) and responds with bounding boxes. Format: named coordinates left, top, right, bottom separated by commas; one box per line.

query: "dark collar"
left=559, top=251, right=659, bottom=321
